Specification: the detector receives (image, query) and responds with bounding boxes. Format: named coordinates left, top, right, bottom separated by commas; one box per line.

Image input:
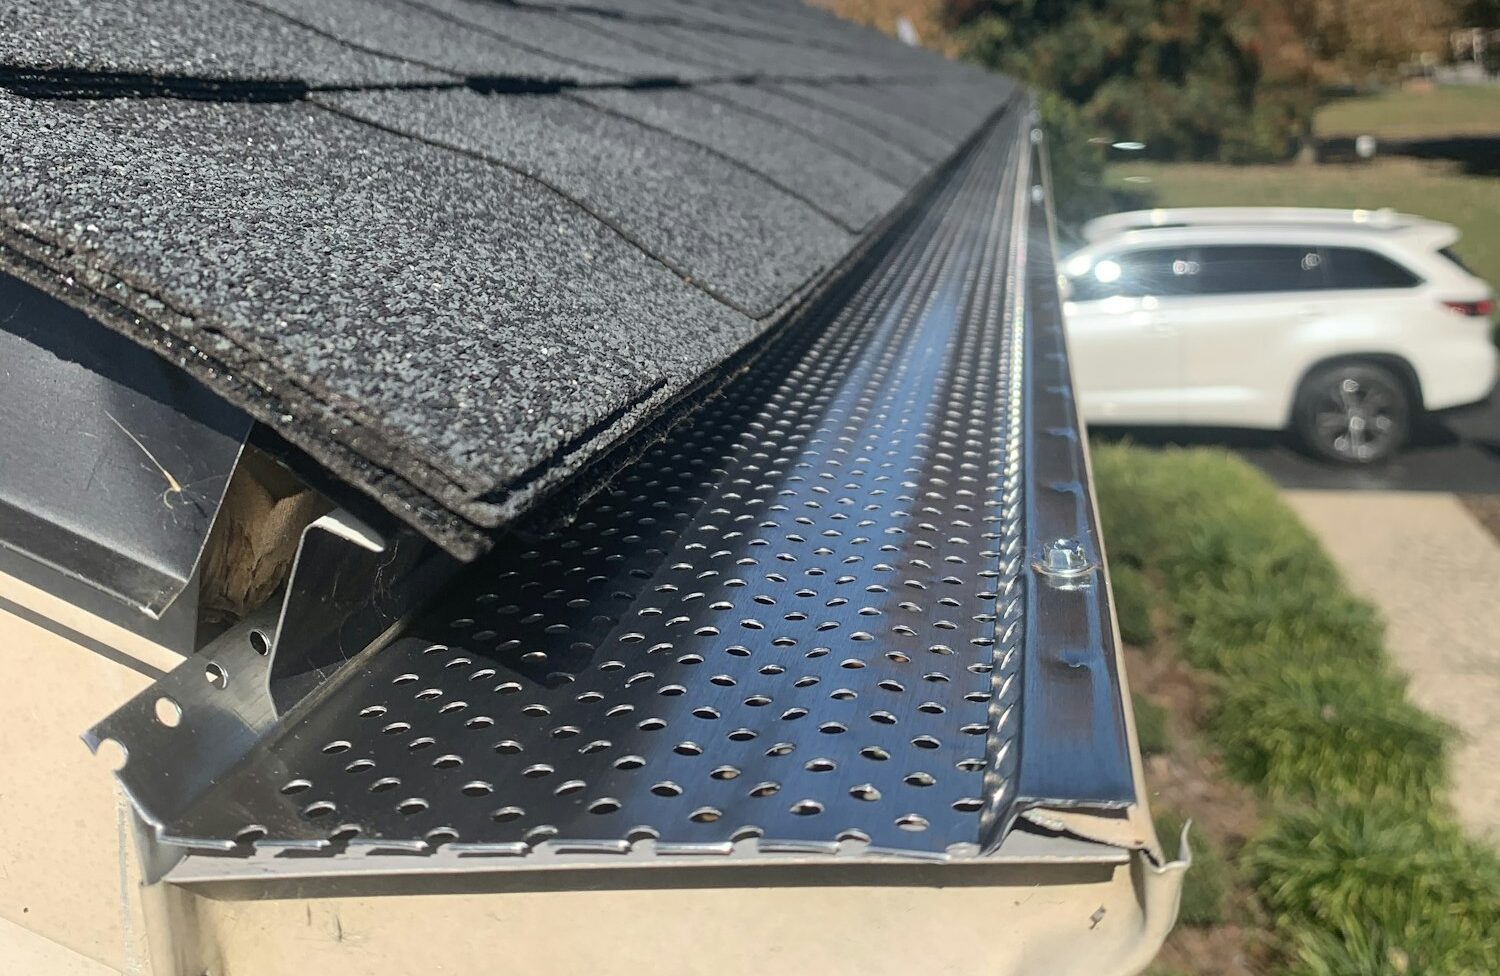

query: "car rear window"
left=1438, top=246, right=1476, bottom=275
left=1322, top=246, right=1422, bottom=289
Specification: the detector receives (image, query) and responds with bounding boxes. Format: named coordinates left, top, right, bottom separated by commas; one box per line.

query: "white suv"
left=1061, top=207, right=1498, bottom=463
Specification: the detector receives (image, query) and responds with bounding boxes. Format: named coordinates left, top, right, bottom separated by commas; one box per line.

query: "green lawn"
left=1104, top=157, right=1500, bottom=293
left=1315, top=85, right=1500, bottom=140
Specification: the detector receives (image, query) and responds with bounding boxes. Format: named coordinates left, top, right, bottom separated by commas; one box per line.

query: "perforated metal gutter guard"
left=87, top=95, right=1148, bottom=878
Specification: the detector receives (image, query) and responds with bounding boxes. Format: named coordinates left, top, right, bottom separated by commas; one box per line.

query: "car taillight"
left=1443, top=299, right=1494, bottom=317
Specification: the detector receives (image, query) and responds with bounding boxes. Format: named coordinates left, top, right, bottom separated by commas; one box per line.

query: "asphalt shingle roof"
left=0, top=0, right=1016, bottom=557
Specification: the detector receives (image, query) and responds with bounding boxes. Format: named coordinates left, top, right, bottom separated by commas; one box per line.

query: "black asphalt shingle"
left=589, top=18, right=918, bottom=81
left=770, top=81, right=955, bottom=162
left=0, top=0, right=1015, bottom=556
left=249, top=0, right=622, bottom=83
left=407, top=0, right=719, bottom=82
left=570, top=85, right=904, bottom=231
left=0, top=94, right=752, bottom=513
left=0, top=0, right=449, bottom=86
left=319, top=87, right=855, bottom=315
left=702, top=81, right=933, bottom=187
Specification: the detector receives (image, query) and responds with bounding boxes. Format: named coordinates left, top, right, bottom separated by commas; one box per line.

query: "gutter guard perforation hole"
left=302, top=800, right=336, bottom=819
left=153, top=697, right=182, bottom=728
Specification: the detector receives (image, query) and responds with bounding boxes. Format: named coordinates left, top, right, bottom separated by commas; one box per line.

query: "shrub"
left=1211, top=664, right=1450, bottom=807
left=1178, top=586, right=1384, bottom=676
left=1249, top=803, right=1500, bottom=975
left=1133, top=693, right=1171, bottom=757
left=1110, top=560, right=1156, bottom=647
left=1155, top=810, right=1231, bottom=927
left=1094, top=445, right=1495, bottom=971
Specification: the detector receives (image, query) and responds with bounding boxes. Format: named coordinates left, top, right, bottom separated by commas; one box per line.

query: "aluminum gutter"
left=86, top=95, right=1144, bottom=873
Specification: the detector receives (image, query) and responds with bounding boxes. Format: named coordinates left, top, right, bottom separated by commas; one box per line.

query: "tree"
left=959, top=0, right=1310, bottom=161
left=1266, top=0, right=1454, bottom=81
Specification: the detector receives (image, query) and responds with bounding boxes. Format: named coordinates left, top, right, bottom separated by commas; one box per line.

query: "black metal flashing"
left=0, top=272, right=249, bottom=617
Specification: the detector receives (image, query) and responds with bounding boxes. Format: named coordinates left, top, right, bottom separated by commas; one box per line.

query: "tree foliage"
left=956, top=0, right=1316, bottom=161
left=819, top=0, right=1463, bottom=176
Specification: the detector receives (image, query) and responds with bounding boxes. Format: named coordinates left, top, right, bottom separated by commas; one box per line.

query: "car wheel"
left=1293, top=362, right=1410, bottom=464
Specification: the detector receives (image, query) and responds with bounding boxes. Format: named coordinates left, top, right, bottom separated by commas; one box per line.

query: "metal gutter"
left=85, top=95, right=1142, bottom=874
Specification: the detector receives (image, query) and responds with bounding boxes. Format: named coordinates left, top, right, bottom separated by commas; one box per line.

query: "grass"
left=1211, top=664, right=1449, bottom=805
left=1093, top=445, right=1499, bottom=974
left=1250, top=805, right=1500, bottom=975
left=1315, top=85, right=1500, bottom=141
left=1104, top=157, right=1500, bottom=298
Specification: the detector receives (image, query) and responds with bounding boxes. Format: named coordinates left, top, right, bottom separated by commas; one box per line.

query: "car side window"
left=1322, top=246, right=1422, bottom=289
left=1067, top=247, right=1202, bottom=301
left=1193, top=245, right=1325, bottom=295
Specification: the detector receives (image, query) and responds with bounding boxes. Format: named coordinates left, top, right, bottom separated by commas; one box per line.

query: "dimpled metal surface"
left=164, top=102, right=1037, bottom=858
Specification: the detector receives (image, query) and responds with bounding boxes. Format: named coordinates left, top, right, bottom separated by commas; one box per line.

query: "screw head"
left=1034, top=538, right=1092, bottom=579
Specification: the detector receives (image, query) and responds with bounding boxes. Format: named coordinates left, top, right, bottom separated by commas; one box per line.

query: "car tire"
left=1293, top=361, right=1411, bottom=464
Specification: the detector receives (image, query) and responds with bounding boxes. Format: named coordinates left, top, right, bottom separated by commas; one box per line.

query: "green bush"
left=1094, top=445, right=1497, bottom=971
left=1155, top=810, right=1231, bottom=927
left=1110, top=560, right=1156, bottom=647
left=1178, top=586, right=1385, bottom=676
left=1212, top=664, right=1450, bottom=806
left=1133, top=693, right=1171, bottom=757
left=1249, top=803, right=1500, bottom=975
